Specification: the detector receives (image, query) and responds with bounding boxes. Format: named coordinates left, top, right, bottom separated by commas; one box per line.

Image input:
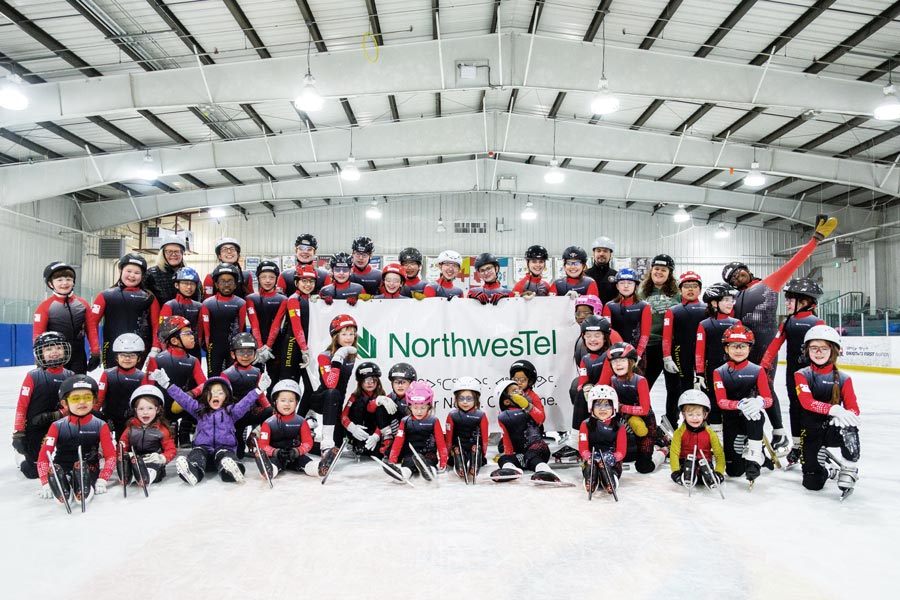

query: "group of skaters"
left=14, top=213, right=862, bottom=504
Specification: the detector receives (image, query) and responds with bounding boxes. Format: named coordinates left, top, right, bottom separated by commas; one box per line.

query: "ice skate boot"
left=552, top=444, right=580, bottom=464
left=220, top=457, right=245, bottom=483
left=317, top=445, right=340, bottom=477
left=771, top=429, right=790, bottom=457
left=531, top=463, right=560, bottom=483
left=175, top=456, right=200, bottom=486
left=490, top=465, right=523, bottom=482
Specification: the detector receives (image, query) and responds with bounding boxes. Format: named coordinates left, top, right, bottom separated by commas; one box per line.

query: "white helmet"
left=804, top=325, right=841, bottom=349
left=592, top=236, right=616, bottom=252
left=271, top=379, right=302, bottom=398
left=587, top=384, right=618, bottom=414
left=160, top=236, right=186, bottom=252
left=437, top=250, right=462, bottom=266
left=452, top=376, right=481, bottom=396
left=677, top=389, right=711, bottom=411
left=112, top=333, right=146, bottom=353
left=130, top=384, right=165, bottom=407
left=494, top=379, right=516, bottom=402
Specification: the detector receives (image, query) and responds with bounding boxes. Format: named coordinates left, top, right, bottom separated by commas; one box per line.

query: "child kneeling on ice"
left=385, top=381, right=447, bottom=481
left=149, top=368, right=270, bottom=485
left=670, top=390, right=725, bottom=488
left=492, top=379, right=559, bottom=483
left=119, top=385, right=177, bottom=487
left=257, top=379, right=317, bottom=477
left=578, top=385, right=626, bottom=495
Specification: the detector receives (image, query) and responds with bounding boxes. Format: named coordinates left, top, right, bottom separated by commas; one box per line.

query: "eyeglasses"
left=512, top=376, right=529, bottom=384
left=65, top=392, right=94, bottom=404
left=296, top=245, right=314, bottom=251
left=564, top=261, right=582, bottom=267
left=456, top=395, right=476, bottom=403
left=727, top=343, right=750, bottom=350
left=234, top=349, right=256, bottom=357
left=392, top=379, right=410, bottom=386
left=352, top=251, right=371, bottom=257
left=332, top=267, right=350, bottom=273
left=807, top=344, right=831, bottom=354
left=681, top=283, right=700, bottom=289
left=164, top=249, right=183, bottom=256
left=117, top=352, right=138, bottom=360
left=179, top=330, right=196, bottom=337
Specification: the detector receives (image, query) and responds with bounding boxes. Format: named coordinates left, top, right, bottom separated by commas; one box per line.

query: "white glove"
left=256, top=371, right=272, bottom=394
left=38, top=484, right=54, bottom=499
left=148, top=347, right=160, bottom=359
left=565, top=290, right=579, bottom=299
left=364, top=432, right=380, bottom=451
left=737, top=396, right=763, bottom=421
left=693, top=374, right=707, bottom=391
left=332, top=346, right=355, bottom=362
left=309, top=295, right=319, bottom=303
left=829, top=405, right=860, bottom=428
left=663, top=356, right=679, bottom=374
left=148, top=368, right=171, bottom=389
left=582, top=383, right=594, bottom=401
left=299, top=350, right=310, bottom=369
left=521, top=291, right=536, bottom=301
left=95, top=479, right=108, bottom=494
left=143, top=452, right=166, bottom=465
left=375, top=395, right=397, bottom=415
left=256, top=345, right=275, bottom=363
left=346, top=422, right=369, bottom=441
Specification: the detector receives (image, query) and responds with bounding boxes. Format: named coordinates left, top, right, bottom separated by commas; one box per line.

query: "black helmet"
left=295, top=233, right=318, bottom=249
left=525, top=245, right=549, bottom=260
left=351, top=236, right=375, bottom=254
left=58, top=374, right=98, bottom=402
left=702, top=282, right=739, bottom=304
left=509, top=359, right=537, bottom=387
left=215, top=237, right=241, bottom=256
left=256, top=260, right=280, bottom=278
left=388, top=362, right=417, bottom=381
left=783, top=278, right=823, bottom=301
left=211, top=263, right=240, bottom=281
left=399, top=247, right=423, bottom=265
left=562, top=246, right=588, bottom=263
left=43, top=261, right=76, bottom=286
left=722, top=261, right=748, bottom=284
left=230, top=332, right=258, bottom=351
left=651, top=254, right=675, bottom=271
left=355, top=361, right=382, bottom=381
left=158, top=316, right=191, bottom=344
left=474, top=252, right=499, bottom=270
left=607, top=342, right=638, bottom=362
left=118, top=253, right=147, bottom=273
left=33, top=331, right=71, bottom=368
left=581, top=315, right=611, bottom=335
left=330, top=252, right=352, bottom=270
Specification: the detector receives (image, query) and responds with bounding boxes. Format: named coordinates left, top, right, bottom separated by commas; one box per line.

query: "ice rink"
left=1, top=364, right=896, bottom=600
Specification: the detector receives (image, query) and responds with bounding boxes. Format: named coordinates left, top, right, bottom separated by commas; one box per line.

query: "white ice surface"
left=0, top=365, right=896, bottom=600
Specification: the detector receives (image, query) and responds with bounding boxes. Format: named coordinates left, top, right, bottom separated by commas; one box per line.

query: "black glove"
left=30, top=410, right=62, bottom=428
left=346, top=295, right=358, bottom=306
left=671, top=469, right=684, bottom=484
left=714, top=471, right=725, bottom=483
left=12, top=431, right=25, bottom=455
left=277, top=447, right=300, bottom=463
left=491, top=292, right=509, bottom=305
left=87, top=353, right=101, bottom=371
left=471, top=291, right=488, bottom=305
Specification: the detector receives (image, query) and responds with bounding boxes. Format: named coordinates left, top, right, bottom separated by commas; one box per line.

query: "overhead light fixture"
left=0, top=74, right=28, bottom=111
left=590, top=78, right=620, bottom=115
left=436, top=194, right=447, bottom=232
left=874, top=84, right=900, bottom=121
left=135, top=150, right=158, bottom=181
left=544, top=120, right=565, bottom=184
left=340, top=127, right=360, bottom=181
left=436, top=218, right=447, bottom=233
left=294, top=38, right=324, bottom=112
left=673, top=204, right=690, bottom=223
left=744, top=161, right=766, bottom=187
left=365, top=199, right=382, bottom=219
left=208, top=207, right=227, bottom=218
left=715, top=223, right=731, bottom=239
left=521, top=199, right=537, bottom=220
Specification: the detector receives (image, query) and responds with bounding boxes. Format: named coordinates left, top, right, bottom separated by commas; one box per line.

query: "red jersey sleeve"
left=389, top=420, right=407, bottom=464
left=266, top=300, right=288, bottom=348
left=576, top=356, right=590, bottom=391
left=96, top=371, right=109, bottom=409
left=598, top=359, right=614, bottom=386
left=199, top=304, right=211, bottom=346
left=713, top=371, right=740, bottom=411
left=636, top=304, right=652, bottom=357
left=586, top=281, right=599, bottom=296
left=479, top=414, right=489, bottom=456
left=695, top=323, right=707, bottom=374
left=243, top=304, right=263, bottom=346
left=525, top=389, right=545, bottom=425
left=32, top=298, right=51, bottom=339
left=202, top=274, right=214, bottom=299
left=423, top=285, right=436, bottom=298
left=614, top=425, right=628, bottom=462
left=286, top=298, right=309, bottom=351
left=299, top=420, right=314, bottom=455
left=98, top=423, right=117, bottom=481
left=160, top=425, right=177, bottom=462
left=444, top=414, right=455, bottom=450
left=760, top=322, right=787, bottom=370
left=662, top=308, right=675, bottom=358
left=433, top=420, right=448, bottom=469
left=761, top=237, right=819, bottom=293
left=148, top=300, right=160, bottom=346
left=340, top=396, right=355, bottom=428
left=756, top=368, right=773, bottom=408
left=578, top=420, right=591, bottom=460
left=258, top=421, right=276, bottom=456
left=498, top=419, right=514, bottom=457
left=37, top=422, right=61, bottom=485
left=14, top=372, right=36, bottom=432
left=86, top=293, right=106, bottom=353
left=318, top=353, right=342, bottom=389
left=275, top=274, right=288, bottom=296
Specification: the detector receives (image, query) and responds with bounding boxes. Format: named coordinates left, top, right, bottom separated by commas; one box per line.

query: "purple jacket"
left=167, top=383, right=259, bottom=453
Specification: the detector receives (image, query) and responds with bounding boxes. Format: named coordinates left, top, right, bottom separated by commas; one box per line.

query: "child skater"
left=33, top=261, right=90, bottom=373
left=341, top=362, right=385, bottom=456
left=445, top=376, right=489, bottom=480
left=96, top=333, right=149, bottom=440
left=512, top=245, right=551, bottom=298
left=13, top=332, right=73, bottom=480
left=374, top=263, right=409, bottom=300
left=423, top=251, right=466, bottom=298
left=37, top=375, right=116, bottom=503
left=278, top=264, right=313, bottom=404
left=371, top=362, right=416, bottom=454
left=398, top=248, right=427, bottom=298
left=200, top=263, right=262, bottom=376
left=669, top=390, right=725, bottom=488
left=158, top=267, right=203, bottom=359
left=245, top=260, right=288, bottom=377
left=794, top=325, right=860, bottom=499
left=222, top=333, right=273, bottom=458
left=257, top=379, right=317, bottom=478
left=578, top=385, right=626, bottom=495
left=602, top=268, right=652, bottom=362
left=549, top=246, right=599, bottom=297
left=119, top=385, right=176, bottom=487
left=493, top=378, right=558, bottom=483
left=149, top=369, right=271, bottom=485
left=712, top=323, right=773, bottom=485
left=387, top=381, right=448, bottom=480
left=759, top=278, right=825, bottom=466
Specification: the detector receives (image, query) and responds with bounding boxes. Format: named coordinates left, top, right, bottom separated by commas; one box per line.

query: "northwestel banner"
left=303, top=296, right=580, bottom=432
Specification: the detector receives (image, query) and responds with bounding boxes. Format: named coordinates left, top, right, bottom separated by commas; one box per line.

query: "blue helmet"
left=175, top=267, right=200, bottom=283
left=616, top=268, right=639, bottom=282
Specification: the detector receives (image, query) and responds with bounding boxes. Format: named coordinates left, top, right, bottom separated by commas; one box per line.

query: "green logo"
left=357, top=327, right=377, bottom=359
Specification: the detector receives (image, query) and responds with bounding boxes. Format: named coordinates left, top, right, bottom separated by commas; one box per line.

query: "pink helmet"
left=574, top=294, right=602, bottom=314
left=406, top=380, right=434, bottom=405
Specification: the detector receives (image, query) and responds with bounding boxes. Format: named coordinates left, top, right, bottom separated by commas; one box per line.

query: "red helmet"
left=678, top=271, right=702, bottom=287
left=294, top=264, right=318, bottom=281
left=722, top=323, right=754, bottom=346
left=329, top=314, right=357, bottom=337
left=158, top=315, right=192, bottom=344
left=381, top=263, right=405, bottom=281
left=607, top=342, right=638, bottom=362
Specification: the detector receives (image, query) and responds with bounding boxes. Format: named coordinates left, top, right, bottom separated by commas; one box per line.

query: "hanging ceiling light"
left=365, top=199, right=382, bottom=219
left=589, top=19, right=619, bottom=116
left=436, top=218, right=447, bottom=233
left=294, top=39, right=324, bottom=112
left=136, top=150, right=158, bottom=181
left=673, top=204, right=690, bottom=223
left=341, top=127, right=360, bottom=181
left=208, top=207, right=227, bottom=218
left=715, top=223, right=731, bottom=239
left=744, top=161, right=766, bottom=187
left=544, top=159, right=565, bottom=184
left=521, top=199, right=537, bottom=220
left=874, top=84, right=900, bottom=121
left=436, top=195, right=447, bottom=232
left=0, top=74, right=28, bottom=111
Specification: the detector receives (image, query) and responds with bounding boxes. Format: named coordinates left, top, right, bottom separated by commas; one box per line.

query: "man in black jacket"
left=585, top=236, right=618, bottom=304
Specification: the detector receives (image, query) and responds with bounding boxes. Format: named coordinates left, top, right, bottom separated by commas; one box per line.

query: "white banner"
left=304, top=296, right=580, bottom=431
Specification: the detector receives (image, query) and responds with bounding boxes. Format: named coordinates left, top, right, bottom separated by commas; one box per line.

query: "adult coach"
left=585, top=236, right=618, bottom=304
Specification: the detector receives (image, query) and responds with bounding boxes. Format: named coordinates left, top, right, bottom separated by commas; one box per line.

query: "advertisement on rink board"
left=304, top=296, right=580, bottom=432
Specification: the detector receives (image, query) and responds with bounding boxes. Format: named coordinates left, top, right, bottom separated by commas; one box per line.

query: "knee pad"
left=634, top=455, right=656, bottom=474
left=20, top=460, right=39, bottom=479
